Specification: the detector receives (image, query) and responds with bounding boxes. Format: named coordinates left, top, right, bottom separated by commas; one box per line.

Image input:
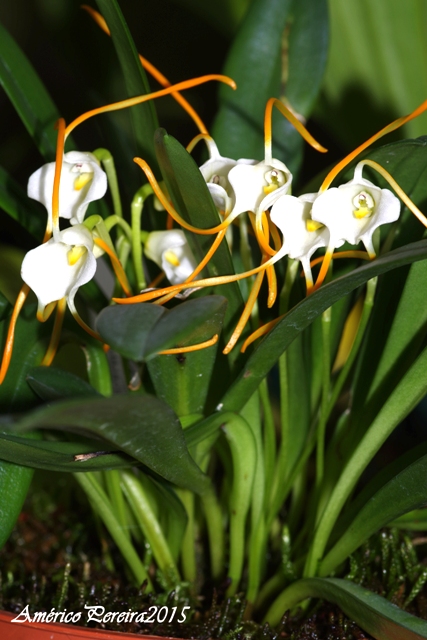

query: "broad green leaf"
left=0, top=21, right=59, bottom=159
left=0, top=166, right=46, bottom=241
left=306, top=341, right=427, bottom=578
left=0, top=303, right=53, bottom=412
left=0, top=439, right=36, bottom=549
left=320, top=453, right=427, bottom=576
left=96, top=303, right=166, bottom=360
left=26, top=366, right=101, bottom=401
left=96, top=296, right=227, bottom=363
left=221, top=239, right=427, bottom=413
left=0, top=433, right=134, bottom=472
left=94, top=0, right=158, bottom=168
left=147, top=297, right=227, bottom=416
left=154, top=130, right=246, bottom=360
left=11, top=394, right=210, bottom=494
left=319, top=0, right=427, bottom=149
left=265, top=577, right=427, bottom=639
left=212, top=0, right=294, bottom=164
left=286, top=0, right=329, bottom=117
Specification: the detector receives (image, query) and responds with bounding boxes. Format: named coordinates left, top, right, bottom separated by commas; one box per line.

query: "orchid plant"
left=2, top=1, right=427, bottom=639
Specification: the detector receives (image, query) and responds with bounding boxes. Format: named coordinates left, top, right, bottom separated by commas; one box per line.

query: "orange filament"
left=264, top=97, right=327, bottom=163
left=241, top=315, right=282, bottom=353
left=82, top=5, right=208, bottom=134
left=361, top=159, right=427, bottom=229
left=65, top=75, right=236, bottom=138
left=309, top=250, right=371, bottom=270
left=313, top=246, right=334, bottom=290
left=147, top=271, right=166, bottom=289
left=112, top=248, right=283, bottom=305
left=69, top=304, right=103, bottom=342
left=0, top=284, right=30, bottom=384
left=134, top=158, right=233, bottom=235
left=320, top=98, right=427, bottom=192
left=159, top=333, right=218, bottom=355
left=166, top=213, right=174, bottom=230
left=52, top=118, right=66, bottom=233
left=266, top=265, right=277, bottom=308
left=36, top=301, right=58, bottom=323
left=186, top=132, right=215, bottom=154
left=154, top=229, right=227, bottom=306
left=254, top=211, right=277, bottom=257
left=41, top=297, right=67, bottom=366
left=223, top=269, right=266, bottom=354
left=93, top=237, right=132, bottom=297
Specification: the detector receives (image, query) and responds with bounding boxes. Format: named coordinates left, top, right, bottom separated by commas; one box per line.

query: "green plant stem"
left=259, top=378, right=276, bottom=500
left=315, top=307, right=332, bottom=490
left=327, top=277, right=377, bottom=420
left=104, top=215, right=133, bottom=242
left=201, top=488, right=224, bottom=579
left=93, top=148, right=123, bottom=220
left=131, top=184, right=153, bottom=291
left=223, top=414, right=257, bottom=596
left=121, top=471, right=180, bottom=588
left=105, top=469, right=130, bottom=540
left=268, top=259, right=299, bottom=519
left=304, top=340, right=427, bottom=578
left=81, top=341, right=112, bottom=397
left=177, top=489, right=197, bottom=583
left=74, top=472, right=151, bottom=589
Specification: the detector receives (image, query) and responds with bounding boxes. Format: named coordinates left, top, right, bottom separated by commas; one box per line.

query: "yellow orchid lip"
left=73, top=172, right=93, bottom=191
left=67, top=245, right=88, bottom=266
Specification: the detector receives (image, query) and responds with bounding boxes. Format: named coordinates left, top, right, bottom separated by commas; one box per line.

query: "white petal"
left=270, top=194, right=328, bottom=261
left=227, top=158, right=292, bottom=220
left=27, top=151, right=107, bottom=225
left=21, top=229, right=96, bottom=314
left=144, top=230, right=197, bottom=285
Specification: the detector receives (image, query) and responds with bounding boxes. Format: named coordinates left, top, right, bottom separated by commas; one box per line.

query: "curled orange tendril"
left=64, top=75, right=236, bottom=138
left=82, top=5, right=208, bottom=134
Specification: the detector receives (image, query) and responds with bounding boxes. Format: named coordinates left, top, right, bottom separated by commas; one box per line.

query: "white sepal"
left=28, top=151, right=107, bottom=225
left=144, top=230, right=197, bottom=285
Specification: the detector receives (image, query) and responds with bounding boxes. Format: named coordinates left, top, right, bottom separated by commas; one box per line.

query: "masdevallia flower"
left=144, top=230, right=197, bottom=285
left=28, top=151, right=107, bottom=226
left=311, top=162, right=401, bottom=258
left=270, top=193, right=329, bottom=288
left=21, top=224, right=97, bottom=320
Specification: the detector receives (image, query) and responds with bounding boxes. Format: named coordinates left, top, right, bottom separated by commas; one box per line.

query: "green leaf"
left=0, top=21, right=59, bottom=159
left=212, top=0, right=294, bottom=164
left=0, top=446, right=36, bottom=549
left=26, top=366, right=101, bottom=401
left=265, top=577, right=427, bottom=639
left=221, top=239, right=427, bottom=413
left=0, top=433, right=134, bottom=472
left=146, top=297, right=227, bottom=416
left=0, top=303, right=53, bottom=413
left=94, top=0, right=159, bottom=168
left=319, top=0, right=427, bottom=149
left=96, top=303, right=166, bottom=361
left=96, top=296, right=227, bottom=363
left=0, top=166, right=46, bottom=241
left=320, top=453, right=427, bottom=576
left=11, top=394, right=210, bottom=494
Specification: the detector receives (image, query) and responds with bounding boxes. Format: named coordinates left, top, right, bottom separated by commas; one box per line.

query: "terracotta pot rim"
left=0, top=609, right=185, bottom=639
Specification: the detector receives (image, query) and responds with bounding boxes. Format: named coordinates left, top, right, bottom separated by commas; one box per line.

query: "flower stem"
left=131, top=184, right=153, bottom=291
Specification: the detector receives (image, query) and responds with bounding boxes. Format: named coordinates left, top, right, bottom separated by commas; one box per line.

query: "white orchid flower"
left=270, top=193, right=329, bottom=288
left=144, top=230, right=197, bottom=285
left=21, top=224, right=97, bottom=320
left=28, top=151, right=107, bottom=226
left=198, top=137, right=257, bottom=214
left=311, top=163, right=401, bottom=258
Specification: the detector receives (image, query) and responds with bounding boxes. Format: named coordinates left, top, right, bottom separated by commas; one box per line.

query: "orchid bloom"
left=196, top=136, right=257, bottom=214
left=20, top=224, right=97, bottom=321
left=144, top=230, right=197, bottom=285
left=28, top=151, right=108, bottom=227
left=311, top=163, right=401, bottom=259
left=270, top=193, right=329, bottom=288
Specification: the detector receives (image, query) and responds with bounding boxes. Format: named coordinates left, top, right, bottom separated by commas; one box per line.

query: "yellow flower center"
left=263, top=169, right=287, bottom=194
left=306, top=219, right=325, bottom=232
left=74, top=173, right=93, bottom=191
left=67, top=245, right=87, bottom=266
left=164, top=250, right=180, bottom=267
left=353, top=191, right=375, bottom=219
